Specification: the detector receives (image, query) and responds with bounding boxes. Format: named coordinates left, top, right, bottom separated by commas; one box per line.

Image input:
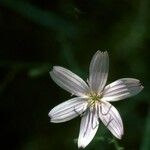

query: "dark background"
left=0, top=0, right=149, bottom=150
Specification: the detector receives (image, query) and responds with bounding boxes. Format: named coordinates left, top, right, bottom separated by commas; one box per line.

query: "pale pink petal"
left=78, top=106, right=99, bottom=148
left=50, top=66, right=89, bottom=97
left=49, top=97, right=88, bottom=123
left=89, top=51, right=109, bottom=93
left=102, top=78, right=143, bottom=102
left=98, top=101, right=123, bottom=139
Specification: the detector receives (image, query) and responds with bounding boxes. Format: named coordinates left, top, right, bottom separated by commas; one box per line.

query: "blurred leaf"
left=0, top=68, right=17, bottom=93
left=111, top=0, right=149, bottom=55
left=140, top=109, right=150, bottom=150
left=109, top=138, right=124, bottom=150
left=0, top=0, right=78, bottom=38
left=28, top=64, right=51, bottom=78
left=0, top=60, right=50, bottom=70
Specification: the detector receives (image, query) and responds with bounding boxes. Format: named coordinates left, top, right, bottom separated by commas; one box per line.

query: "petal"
left=50, top=66, right=89, bottom=97
left=98, top=101, right=123, bottom=139
left=78, top=106, right=99, bottom=148
left=49, top=97, right=88, bottom=123
left=102, top=78, right=143, bottom=102
left=89, top=51, right=109, bottom=93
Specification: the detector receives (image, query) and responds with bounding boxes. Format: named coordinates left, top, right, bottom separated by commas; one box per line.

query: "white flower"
left=48, top=51, right=143, bottom=148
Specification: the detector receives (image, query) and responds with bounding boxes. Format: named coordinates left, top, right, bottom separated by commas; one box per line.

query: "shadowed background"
left=0, top=0, right=149, bottom=150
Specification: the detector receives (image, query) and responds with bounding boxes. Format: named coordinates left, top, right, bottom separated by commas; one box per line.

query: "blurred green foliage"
left=0, top=0, right=149, bottom=150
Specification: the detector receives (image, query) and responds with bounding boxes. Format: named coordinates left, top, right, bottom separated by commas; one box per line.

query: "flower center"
left=88, top=92, right=102, bottom=105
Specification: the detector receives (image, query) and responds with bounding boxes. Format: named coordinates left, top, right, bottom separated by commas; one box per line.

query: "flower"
left=48, top=51, right=143, bottom=148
